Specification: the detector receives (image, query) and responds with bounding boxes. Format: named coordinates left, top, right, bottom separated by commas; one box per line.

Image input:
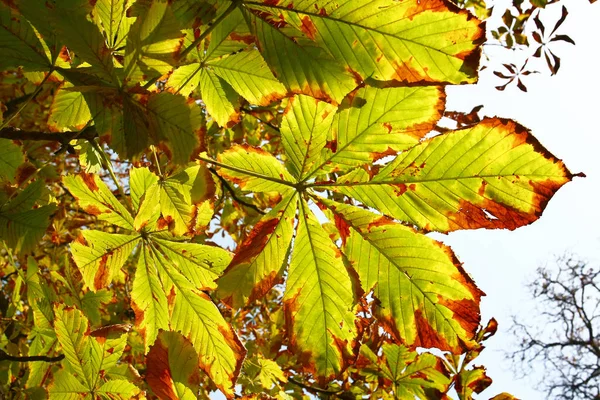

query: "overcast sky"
left=438, top=1, right=600, bottom=398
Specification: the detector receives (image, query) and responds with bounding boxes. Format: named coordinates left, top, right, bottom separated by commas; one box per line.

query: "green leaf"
left=146, top=331, right=201, bottom=400
left=131, top=245, right=170, bottom=352
left=217, top=195, right=297, bottom=308
left=48, top=370, right=89, bottom=400
left=243, top=6, right=355, bottom=104
left=64, top=172, right=135, bottom=230
left=134, top=163, right=216, bottom=236
left=280, top=95, right=337, bottom=180
left=145, top=92, right=203, bottom=164
left=284, top=198, right=357, bottom=380
left=96, top=379, right=140, bottom=399
left=318, top=198, right=483, bottom=353
left=0, top=139, right=25, bottom=183
left=129, top=167, right=159, bottom=212
left=152, top=248, right=246, bottom=397
left=245, top=0, right=484, bottom=86
left=313, top=86, right=445, bottom=175
left=206, top=6, right=253, bottom=59
left=199, top=68, right=241, bottom=128
left=456, top=366, right=492, bottom=399
left=48, top=86, right=92, bottom=131
left=123, top=0, right=183, bottom=85
left=209, top=49, right=287, bottom=106
left=71, top=231, right=140, bottom=291
left=51, top=0, right=117, bottom=83
left=322, top=118, right=574, bottom=232
left=0, top=181, right=56, bottom=254
left=381, top=344, right=450, bottom=397
left=166, top=63, right=203, bottom=97
left=53, top=305, right=95, bottom=389
left=153, top=238, right=232, bottom=290
left=0, top=2, right=52, bottom=70
left=81, top=289, right=113, bottom=325
left=94, top=0, right=132, bottom=50
left=214, top=145, right=295, bottom=194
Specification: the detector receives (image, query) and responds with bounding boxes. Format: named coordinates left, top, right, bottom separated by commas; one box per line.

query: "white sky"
left=438, top=1, right=600, bottom=398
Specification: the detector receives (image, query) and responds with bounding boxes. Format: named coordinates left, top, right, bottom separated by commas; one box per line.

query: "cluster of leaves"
left=457, top=0, right=595, bottom=91
left=0, top=0, right=582, bottom=398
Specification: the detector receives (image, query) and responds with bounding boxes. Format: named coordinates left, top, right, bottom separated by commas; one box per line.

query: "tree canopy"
left=0, top=0, right=586, bottom=398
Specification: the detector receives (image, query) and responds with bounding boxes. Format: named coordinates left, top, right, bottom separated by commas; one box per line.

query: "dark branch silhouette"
left=0, top=349, right=64, bottom=363
left=510, top=255, right=600, bottom=400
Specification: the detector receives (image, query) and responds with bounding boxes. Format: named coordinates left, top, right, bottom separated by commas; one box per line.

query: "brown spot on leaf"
left=229, top=32, right=254, bottom=45
left=366, top=216, right=394, bottom=231
left=300, top=16, right=317, bottom=40
left=94, top=255, right=110, bottom=290
left=80, top=172, right=99, bottom=191
left=391, top=59, right=424, bottom=83
left=15, top=163, right=37, bottom=185
left=334, top=214, right=351, bottom=247
left=84, top=205, right=103, bottom=216
left=325, top=139, right=338, bottom=153
left=383, top=122, right=393, bottom=133
left=157, top=215, right=174, bottom=230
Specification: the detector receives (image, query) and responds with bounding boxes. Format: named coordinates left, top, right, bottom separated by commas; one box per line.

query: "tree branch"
left=208, top=167, right=266, bottom=215
left=0, top=350, right=64, bottom=363
left=0, top=127, right=97, bottom=143
left=288, top=377, right=342, bottom=395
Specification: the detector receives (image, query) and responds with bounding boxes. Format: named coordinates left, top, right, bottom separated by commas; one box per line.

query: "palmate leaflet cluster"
left=0, top=0, right=578, bottom=398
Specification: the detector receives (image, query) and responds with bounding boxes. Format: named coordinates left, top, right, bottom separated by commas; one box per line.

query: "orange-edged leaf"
left=280, top=94, right=337, bottom=180
left=381, top=344, right=450, bottom=397
left=242, top=6, right=356, bottom=104
left=456, top=366, right=492, bottom=400
left=244, top=0, right=484, bottom=86
left=199, top=68, right=241, bottom=128
left=211, top=145, right=295, bottom=194
left=318, top=198, right=483, bottom=353
left=71, top=230, right=140, bottom=291
left=146, top=331, right=201, bottom=400
left=131, top=245, right=170, bottom=352
left=209, top=49, right=287, bottom=107
left=284, top=197, right=357, bottom=381
left=152, top=250, right=246, bottom=398
left=322, top=118, right=577, bottom=232
left=216, top=195, right=297, bottom=308
left=309, top=85, right=446, bottom=176
left=63, top=173, right=135, bottom=230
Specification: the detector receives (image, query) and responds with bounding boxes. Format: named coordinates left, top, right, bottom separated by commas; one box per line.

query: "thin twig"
left=177, top=0, right=240, bottom=62
left=208, top=167, right=265, bottom=215
left=0, top=127, right=97, bottom=143
left=288, top=377, right=342, bottom=395
left=0, top=69, right=55, bottom=130
left=0, top=350, right=64, bottom=363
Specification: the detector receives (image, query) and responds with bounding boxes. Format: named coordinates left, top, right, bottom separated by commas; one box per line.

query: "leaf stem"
left=208, top=167, right=265, bottom=215
left=150, top=145, right=163, bottom=178
left=177, top=0, right=240, bottom=62
left=197, top=154, right=296, bottom=189
left=287, top=377, right=342, bottom=395
left=91, top=140, right=134, bottom=214
left=0, top=69, right=54, bottom=130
